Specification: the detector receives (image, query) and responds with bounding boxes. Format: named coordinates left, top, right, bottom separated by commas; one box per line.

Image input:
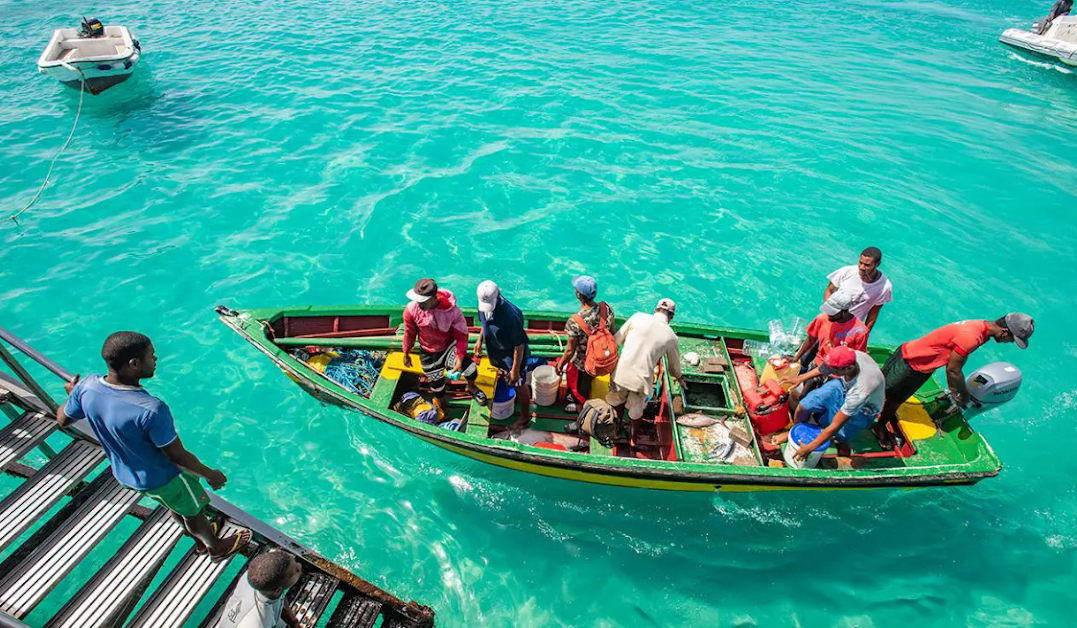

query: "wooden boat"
left=218, top=305, right=1003, bottom=492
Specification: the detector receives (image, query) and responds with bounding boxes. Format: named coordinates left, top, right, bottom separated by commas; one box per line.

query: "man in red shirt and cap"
left=780, top=346, right=885, bottom=459
left=874, top=313, right=1034, bottom=445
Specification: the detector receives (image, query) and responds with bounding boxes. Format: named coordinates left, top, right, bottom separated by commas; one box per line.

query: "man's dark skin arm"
left=161, top=438, right=227, bottom=489
left=556, top=337, right=579, bottom=375
left=510, top=343, right=525, bottom=382
left=864, top=304, right=883, bottom=331
left=945, top=351, right=971, bottom=407
left=55, top=374, right=81, bottom=427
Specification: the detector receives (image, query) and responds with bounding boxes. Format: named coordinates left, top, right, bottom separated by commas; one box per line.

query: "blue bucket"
left=783, top=423, right=831, bottom=468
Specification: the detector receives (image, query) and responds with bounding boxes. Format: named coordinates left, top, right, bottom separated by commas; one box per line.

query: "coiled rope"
left=9, top=68, right=87, bottom=225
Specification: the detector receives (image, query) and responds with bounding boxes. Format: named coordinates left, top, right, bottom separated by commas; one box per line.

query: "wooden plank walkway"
left=0, top=326, right=435, bottom=628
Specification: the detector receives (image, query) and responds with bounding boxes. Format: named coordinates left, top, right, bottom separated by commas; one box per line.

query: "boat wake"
left=1008, top=52, right=1074, bottom=74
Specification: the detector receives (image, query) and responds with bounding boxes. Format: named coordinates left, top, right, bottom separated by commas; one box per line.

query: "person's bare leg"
left=512, top=383, right=532, bottom=429
left=170, top=510, right=207, bottom=553
left=630, top=418, right=643, bottom=446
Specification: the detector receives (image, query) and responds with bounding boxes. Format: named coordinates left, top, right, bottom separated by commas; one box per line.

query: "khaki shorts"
left=140, top=471, right=210, bottom=518
left=606, top=383, right=648, bottom=420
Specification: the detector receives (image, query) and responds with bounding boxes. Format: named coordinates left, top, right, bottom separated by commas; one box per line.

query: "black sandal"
left=472, top=389, right=489, bottom=405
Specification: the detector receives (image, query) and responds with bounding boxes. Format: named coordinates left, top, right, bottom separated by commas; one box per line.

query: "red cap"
left=824, top=346, right=856, bottom=370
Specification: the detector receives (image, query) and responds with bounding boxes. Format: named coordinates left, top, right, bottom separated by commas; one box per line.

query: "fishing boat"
left=218, top=305, right=1008, bottom=492
left=37, top=18, right=141, bottom=94
left=1000, top=15, right=1077, bottom=67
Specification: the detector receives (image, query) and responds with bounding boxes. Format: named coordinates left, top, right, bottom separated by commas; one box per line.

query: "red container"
left=749, top=403, right=790, bottom=435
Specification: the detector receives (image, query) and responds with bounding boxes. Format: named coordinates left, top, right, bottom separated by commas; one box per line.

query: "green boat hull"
left=218, top=304, right=1002, bottom=492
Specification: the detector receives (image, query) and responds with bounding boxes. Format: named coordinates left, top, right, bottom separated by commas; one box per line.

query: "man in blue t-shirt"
left=474, top=281, right=543, bottom=428
left=57, top=331, right=249, bottom=560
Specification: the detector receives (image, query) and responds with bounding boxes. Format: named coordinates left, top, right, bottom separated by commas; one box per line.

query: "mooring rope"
left=8, top=69, right=87, bottom=225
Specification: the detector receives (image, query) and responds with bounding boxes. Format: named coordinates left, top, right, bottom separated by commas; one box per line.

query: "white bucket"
left=782, top=423, right=828, bottom=469
left=491, top=387, right=516, bottom=420
left=531, top=365, right=560, bottom=407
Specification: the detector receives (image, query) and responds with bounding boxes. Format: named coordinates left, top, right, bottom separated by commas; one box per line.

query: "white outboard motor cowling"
left=963, top=362, right=1022, bottom=420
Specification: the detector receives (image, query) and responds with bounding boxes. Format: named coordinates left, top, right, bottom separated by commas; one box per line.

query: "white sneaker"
left=564, top=403, right=578, bottom=413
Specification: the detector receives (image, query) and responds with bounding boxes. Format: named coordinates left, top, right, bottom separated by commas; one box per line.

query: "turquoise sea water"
left=3, top=0, right=1077, bottom=625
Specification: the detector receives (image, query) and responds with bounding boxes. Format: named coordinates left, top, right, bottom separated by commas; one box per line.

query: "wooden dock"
left=0, top=327, right=435, bottom=628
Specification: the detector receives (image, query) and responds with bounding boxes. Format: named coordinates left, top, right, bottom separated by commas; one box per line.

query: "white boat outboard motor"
left=963, top=362, right=1022, bottom=421
left=79, top=17, right=105, bottom=38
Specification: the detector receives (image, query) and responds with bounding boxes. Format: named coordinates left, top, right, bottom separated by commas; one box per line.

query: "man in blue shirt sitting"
left=57, top=331, right=249, bottom=560
left=474, top=281, right=543, bottom=428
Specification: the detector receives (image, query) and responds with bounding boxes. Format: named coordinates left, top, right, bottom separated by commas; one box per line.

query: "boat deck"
left=0, top=327, right=435, bottom=628
left=266, top=307, right=980, bottom=469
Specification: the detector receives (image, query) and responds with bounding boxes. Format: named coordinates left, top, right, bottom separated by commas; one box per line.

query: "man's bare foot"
left=762, top=431, right=789, bottom=449
left=207, top=529, right=251, bottom=561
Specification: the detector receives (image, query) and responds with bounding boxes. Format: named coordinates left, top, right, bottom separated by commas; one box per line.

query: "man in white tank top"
left=215, top=551, right=302, bottom=628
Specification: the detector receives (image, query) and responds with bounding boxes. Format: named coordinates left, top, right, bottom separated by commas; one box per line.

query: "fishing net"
left=319, top=350, right=386, bottom=398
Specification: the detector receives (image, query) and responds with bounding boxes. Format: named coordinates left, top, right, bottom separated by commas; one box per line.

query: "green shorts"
left=140, top=471, right=210, bottom=517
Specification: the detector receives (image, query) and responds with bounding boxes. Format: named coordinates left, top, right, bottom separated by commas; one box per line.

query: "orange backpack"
left=572, top=302, right=619, bottom=377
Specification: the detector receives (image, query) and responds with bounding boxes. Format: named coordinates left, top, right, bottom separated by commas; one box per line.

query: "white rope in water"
left=8, top=71, right=87, bottom=225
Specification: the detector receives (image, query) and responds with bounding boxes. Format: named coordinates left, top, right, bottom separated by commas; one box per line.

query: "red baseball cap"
left=820, top=346, right=857, bottom=376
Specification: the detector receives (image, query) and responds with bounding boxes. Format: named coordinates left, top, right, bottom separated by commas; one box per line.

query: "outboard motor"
left=79, top=17, right=105, bottom=38
left=962, top=362, right=1022, bottom=421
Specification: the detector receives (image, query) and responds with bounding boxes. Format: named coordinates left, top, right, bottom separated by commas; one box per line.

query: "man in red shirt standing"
left=402, top=278, right=483, bottom=417
left=788, top=289, right=870, bottom=402
left=874, top=313, right=1034, bottom=444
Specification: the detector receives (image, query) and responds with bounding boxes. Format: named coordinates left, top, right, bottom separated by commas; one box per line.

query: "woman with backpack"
left=555, top=275, right=618, bottom=412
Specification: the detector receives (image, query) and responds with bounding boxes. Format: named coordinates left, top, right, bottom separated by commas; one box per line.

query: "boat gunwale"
left=37, top=27, right=137, bottom=68
left=220, top=306, right=1003, bottom=488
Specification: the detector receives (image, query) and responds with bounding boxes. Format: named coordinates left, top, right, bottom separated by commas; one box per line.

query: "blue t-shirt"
left=478, top=297, right=530, bottom=372
left=63, top=375, right=180, bottom=491
left=799, top=378, right=875, bottom=444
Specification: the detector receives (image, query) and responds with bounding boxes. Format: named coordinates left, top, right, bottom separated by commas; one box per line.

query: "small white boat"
left=37, top=18, right=141, bottom=94
left=1000, top=15, right=1077, bottom=67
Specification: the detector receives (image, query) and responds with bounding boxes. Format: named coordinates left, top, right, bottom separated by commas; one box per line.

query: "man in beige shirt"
left=606, top=298, right=686, bottom=430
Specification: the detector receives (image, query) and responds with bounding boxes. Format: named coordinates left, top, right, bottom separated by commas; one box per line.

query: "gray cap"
left=1004, top=313, right=1034, bottom=349
left=821, top=289, right=854, bottom=316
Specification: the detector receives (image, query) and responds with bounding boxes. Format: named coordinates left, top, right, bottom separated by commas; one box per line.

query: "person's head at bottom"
left=248, top=551, right=303, bottom=600
left=102, top=331, right=157, bottom=382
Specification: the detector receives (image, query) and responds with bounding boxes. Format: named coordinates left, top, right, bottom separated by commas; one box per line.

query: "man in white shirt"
left=823, top=247, right=893, bottom=331
left=216, top=551, right=302, bottom=628
left=606, top=299, right=687, bottom=434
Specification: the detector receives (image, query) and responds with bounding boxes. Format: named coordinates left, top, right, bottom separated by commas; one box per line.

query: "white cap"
left=477, top=280, right=500, bottom=313
left=656, top=298, right=676, bottom=316
left=821, top=289, right=854, bottom=316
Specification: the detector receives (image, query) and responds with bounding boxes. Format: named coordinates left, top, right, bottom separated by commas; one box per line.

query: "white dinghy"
left=1000, top=15, right=1077, bottom=67
left=37, top=18, right=141, bottom=94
